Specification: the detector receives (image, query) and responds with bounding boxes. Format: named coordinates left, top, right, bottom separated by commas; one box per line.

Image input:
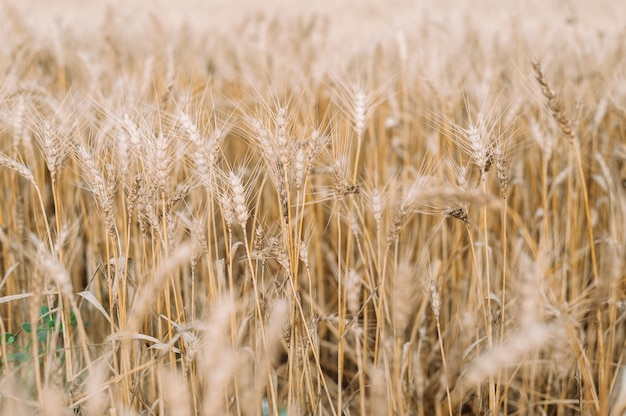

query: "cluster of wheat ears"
left=0, top=3, right=625, bottom=415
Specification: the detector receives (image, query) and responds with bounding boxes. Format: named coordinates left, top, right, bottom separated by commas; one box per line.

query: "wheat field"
left=0, top=1, right=625, bottom=415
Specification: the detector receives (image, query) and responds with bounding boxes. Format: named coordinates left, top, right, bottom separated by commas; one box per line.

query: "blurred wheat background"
left=0, top=0, right=625, bottom=415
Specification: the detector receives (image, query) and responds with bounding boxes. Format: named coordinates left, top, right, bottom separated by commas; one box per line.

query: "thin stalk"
left=241, top=228, right=279, bottom=416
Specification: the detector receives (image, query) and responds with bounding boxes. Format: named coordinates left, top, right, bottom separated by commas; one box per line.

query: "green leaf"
left=8, top=352, right=29, bottom=363
left=39, top=305, right=50, bottom=318
left=37, top=329, right=48, bottom=344
left=22, top=323, right=32, bottom=333
left=2, top=333, right=17, bottom=344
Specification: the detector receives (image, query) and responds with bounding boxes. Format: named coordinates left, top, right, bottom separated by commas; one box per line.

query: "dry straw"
left=0, top=5, right=623, bottom=416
